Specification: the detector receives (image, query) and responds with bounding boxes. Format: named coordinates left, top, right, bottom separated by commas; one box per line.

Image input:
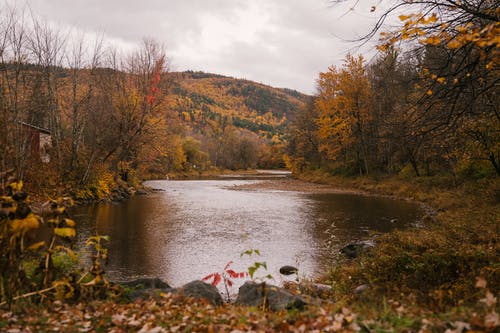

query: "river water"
left=74, top=174, right=423, bottom=287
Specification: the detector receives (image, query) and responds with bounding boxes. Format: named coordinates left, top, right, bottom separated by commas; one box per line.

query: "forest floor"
left=1, top=172, right=499, bottom=332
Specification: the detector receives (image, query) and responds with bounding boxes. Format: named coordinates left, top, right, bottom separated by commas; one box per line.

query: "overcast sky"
left=19, top=0, right=384, bottom=94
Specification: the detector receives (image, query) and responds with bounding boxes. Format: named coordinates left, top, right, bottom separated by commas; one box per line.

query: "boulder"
left=235, top=281, right=306, bottom=311
left=121, top=277, right=172, bottom=289
left=340, top=240, right=374, bottom=259
left=178, top=280, right=223, bottom=306
left=120, top=277, right=173, bottom=301
left=279, top=265, right=298, bottom=275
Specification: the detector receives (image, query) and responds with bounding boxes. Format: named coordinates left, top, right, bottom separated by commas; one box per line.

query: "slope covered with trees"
left=0, top=5, right=308, bottom=201
left=287, top=0, right=499, bottom=178
left=159, top=71, right=308, bottom=173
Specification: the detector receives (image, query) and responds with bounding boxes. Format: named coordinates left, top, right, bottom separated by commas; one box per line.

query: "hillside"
left=150, top=71, right=310, bottom=173
left=168, top=71, right=309, bottom=142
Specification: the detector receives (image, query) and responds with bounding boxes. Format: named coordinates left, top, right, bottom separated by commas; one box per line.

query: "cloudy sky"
left=22, top=0, right=384, bottom=94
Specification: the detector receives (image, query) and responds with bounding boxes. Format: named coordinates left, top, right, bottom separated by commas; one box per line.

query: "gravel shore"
left=231, top=178, right=367, bottom=194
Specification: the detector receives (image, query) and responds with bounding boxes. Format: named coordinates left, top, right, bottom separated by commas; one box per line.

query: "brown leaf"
left=480, top=291, right=497, bottom=307
left=484, top=312, right=499, bottom=329
left=475, top=277, right=487, bottom=289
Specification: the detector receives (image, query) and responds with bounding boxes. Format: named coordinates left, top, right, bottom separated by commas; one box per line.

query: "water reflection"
left=306, top=193, right=422, bottom=269
left=74, top=179, right=423, bottom=287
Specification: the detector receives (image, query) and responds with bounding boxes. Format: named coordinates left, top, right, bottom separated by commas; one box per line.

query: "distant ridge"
left=168, top=70, right=311, bottom=139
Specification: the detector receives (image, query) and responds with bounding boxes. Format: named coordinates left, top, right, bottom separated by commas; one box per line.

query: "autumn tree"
left=325, top=0, right=499, bottom=176
left=286, top=98, right=324, bottom=172
left=316, top=54, right=373, bottom=175
left=95, top=39, right=168, bottom=181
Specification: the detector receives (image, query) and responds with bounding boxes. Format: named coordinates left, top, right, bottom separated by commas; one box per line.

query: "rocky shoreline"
left=119, top=275, right=334, bottom=311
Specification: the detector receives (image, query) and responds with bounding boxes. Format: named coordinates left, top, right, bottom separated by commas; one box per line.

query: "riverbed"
left=74, top=173, right=423, bottom=288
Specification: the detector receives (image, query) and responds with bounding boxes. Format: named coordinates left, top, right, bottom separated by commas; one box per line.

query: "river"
left=74, top=173, right=423, bottom=288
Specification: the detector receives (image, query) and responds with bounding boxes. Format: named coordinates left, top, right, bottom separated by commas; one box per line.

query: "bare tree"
left=0, top=5, right=31, bottom=177
left=64, top=33, right=104, bottom=172
left=26, top=13, right=67, bottom=167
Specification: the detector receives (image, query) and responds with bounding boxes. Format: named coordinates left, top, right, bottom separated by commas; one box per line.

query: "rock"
left=310, top=283, right=332, bottom=293
left=353, top=284, right=370, bottom=297
left=121, top=277, right=171, bottom=289
left=279, top=265, right=298, bottom=275
left=340, top=240, right=374, bottom=259
left=235, top=281, right=306, bottom=311
left=284, top=281, right=332, bottom=298
left=120, top=277, right=173, bottom=301
left=127, top=288, right=172, bottom=301
left=178, top=280, right=223, bottom=306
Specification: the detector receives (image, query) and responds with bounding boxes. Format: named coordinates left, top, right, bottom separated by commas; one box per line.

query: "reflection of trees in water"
left=76, top=196, right=173, bottom=281
left=307, top=193, right=422, bottom=267
left=75, top=182, right=422, bottom=284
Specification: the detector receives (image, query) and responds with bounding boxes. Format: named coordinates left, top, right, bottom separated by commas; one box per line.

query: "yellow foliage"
left=27, top=241, right=46, bottom=251
left=54, top=227, right=76, bottom=238
left=9, top=181, right=23, bottom=192
left=64, top=218, right=76, bottom=227
left=423, top=35, right=442, bottom=45
left=447, top=39, right=462, bottom=49
left=315, top=54, right=372, bottom=162
left=10, top=213, right=40, bottom=233
left=399, top=14, right=412, bottom=22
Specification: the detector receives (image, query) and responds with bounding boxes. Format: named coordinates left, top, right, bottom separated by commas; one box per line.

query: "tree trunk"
left=489, top=152, right=500, bottom=176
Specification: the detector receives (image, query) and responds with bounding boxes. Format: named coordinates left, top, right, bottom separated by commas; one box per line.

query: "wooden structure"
left=20, top=122, right=52, bottom=163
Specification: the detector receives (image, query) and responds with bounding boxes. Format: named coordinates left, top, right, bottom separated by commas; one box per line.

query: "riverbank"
left=1, top=172, right=498, bottom=332
left=291, top=171, right=499, bottom=306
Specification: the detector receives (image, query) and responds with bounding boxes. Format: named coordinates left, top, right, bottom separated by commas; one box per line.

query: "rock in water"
left=179, top=280, right=223, bottom=306
left=340, top=241, right=375, bottom=259
left=235, top=281, right=306, bottom=311
left=279, top=265, right=298, bottom=275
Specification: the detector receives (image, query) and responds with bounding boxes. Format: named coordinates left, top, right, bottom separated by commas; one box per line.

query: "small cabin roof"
left=20, top=122, right=51, bottom=135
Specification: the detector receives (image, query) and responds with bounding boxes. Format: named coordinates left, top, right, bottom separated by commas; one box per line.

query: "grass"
left=299, top=170, right=499, bottom=308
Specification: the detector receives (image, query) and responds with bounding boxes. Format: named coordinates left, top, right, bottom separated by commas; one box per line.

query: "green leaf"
left=248, top=266, right=256, bottom=279
left=241, top=249, right=253, bottom=257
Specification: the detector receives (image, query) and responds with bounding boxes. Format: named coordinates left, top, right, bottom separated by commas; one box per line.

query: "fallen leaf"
left=484, top=312, right=499, bottom=329
left=475, top=277, right=487, bottom=289
left=480, top=291, right=497, bottom=307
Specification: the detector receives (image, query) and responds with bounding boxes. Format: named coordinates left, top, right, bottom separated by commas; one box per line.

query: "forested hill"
left=167, top=71, right=310, bottom=140
left=1, top=54, right=310, bottom=200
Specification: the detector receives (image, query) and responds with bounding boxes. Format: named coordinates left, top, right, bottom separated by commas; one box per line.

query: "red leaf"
left=226, top=269, right=238, bottom=278
left=226, top=279, right=233, bottom=287
left=224, top=261, right=233, bottom=270
left=202, top=273, right=215, bottom=281
left=212, top=273, right=221, bottom=286
left=239, top=272, right=247, bottom=278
